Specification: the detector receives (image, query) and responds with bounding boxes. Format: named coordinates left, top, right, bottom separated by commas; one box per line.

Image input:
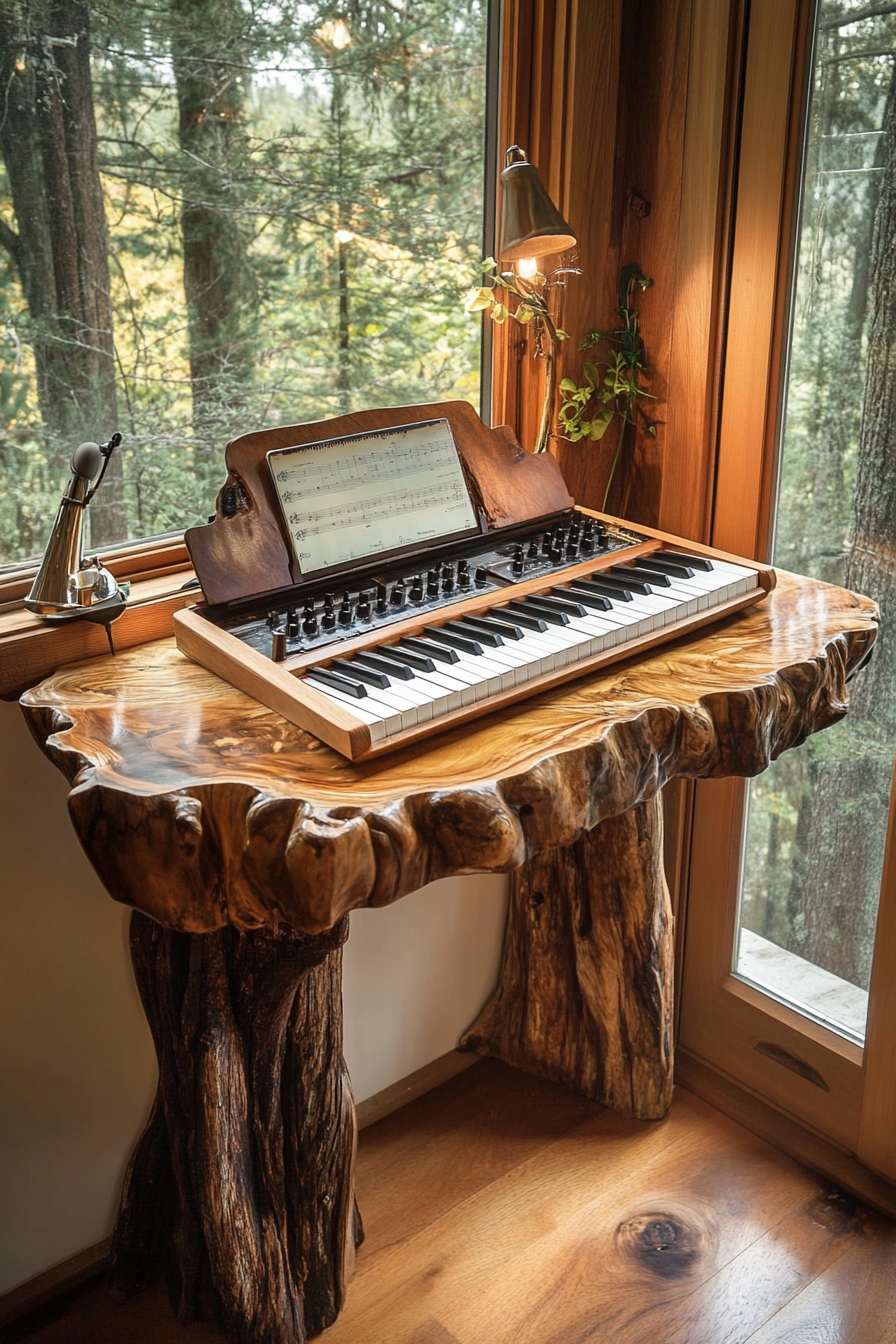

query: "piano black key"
left=606, top=566, right=660, bottom=593
left=443, top=619, right=505, bottom=648
left=399, top=635, right=459, bottom=664
left=660, top=550, right=714, bottom=571
left=584, top=573, right=640, bottom=598
left=551, top=585, right=611, bottom=611
left=491, top=605, right=548, bottom=632
left=353, top=651, right=415, bottom=681
left=524, top=593, right=588, bottom=617
left=508, top=598, right=569, bottom=626
left=306, top=667, right=368, bottom=698
left=382, top=644, right=437, bottom=673
left=331, top=659, right=391, bottom=689
left=423, top=626, right=484, bottom=655
left=570, top=578, right=634, bottom=603
left=616, top=563, right=672, bottom=587
left=635, top=555, right=695, bottom=579
left=462, top=614, right=525, bottom=641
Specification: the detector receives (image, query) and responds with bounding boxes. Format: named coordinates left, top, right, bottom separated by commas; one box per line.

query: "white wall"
left=0, top=699, right=507, bottom=1295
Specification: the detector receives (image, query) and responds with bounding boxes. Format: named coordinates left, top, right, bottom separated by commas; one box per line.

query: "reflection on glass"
left=0, top=2, right=489, bottom=563
left=736, top=0, right=896, bottom=1044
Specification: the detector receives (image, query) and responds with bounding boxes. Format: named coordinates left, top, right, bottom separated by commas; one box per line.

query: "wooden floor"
left=8, top=1060, right=896, bottom=1344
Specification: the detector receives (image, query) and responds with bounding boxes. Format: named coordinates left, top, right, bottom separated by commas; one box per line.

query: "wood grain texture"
left=22, top=572, right=877, bottom=936
left=107, top=914, right=358, bottom=1344
left=461, top=798, right=673, bottom=1118
left=184, top=402, right=573, bottom=607
left=12, top=1064, right=896, bottom=1344
left=322, top=1066, right=890, bottom=1344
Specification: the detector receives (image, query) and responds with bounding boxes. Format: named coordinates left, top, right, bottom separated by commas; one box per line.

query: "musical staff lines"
left=268, top=419, right=479, bottom=573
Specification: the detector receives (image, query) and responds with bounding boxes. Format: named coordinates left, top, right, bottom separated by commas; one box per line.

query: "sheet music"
left=267, top=419, right=479, bottom=573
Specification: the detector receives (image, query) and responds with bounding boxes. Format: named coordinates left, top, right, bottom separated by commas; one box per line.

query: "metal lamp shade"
left=498, top=147, right=576, bottom=261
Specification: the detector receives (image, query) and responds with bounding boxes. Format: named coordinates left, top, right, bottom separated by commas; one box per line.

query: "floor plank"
left=7, top=1060, right=896, bottom=1344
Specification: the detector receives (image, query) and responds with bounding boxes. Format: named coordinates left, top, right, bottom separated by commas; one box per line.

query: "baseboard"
left=0, top=1051, right=480, bottom=1329
left=0, top=1238, right=110, bottom=1331
left=355, top=1049, right=481, bottom=1129
left=676, top=1049, right=896, bottom=1219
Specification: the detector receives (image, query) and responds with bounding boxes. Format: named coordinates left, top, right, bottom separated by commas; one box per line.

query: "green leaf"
left=559, top=377, right=579, bottom=394
left=646, top=423, right=657, bottom=436
left=463, top=286, right=494, bottom=313
left=582, top=361, right=601, bottom=387
left=516, top=304, right=534, bottom=323
left=555, top=329, right=569, bottom=340
left=481, top=256, right=496, bottom=271
left=492, top=302, right=507, bottom=325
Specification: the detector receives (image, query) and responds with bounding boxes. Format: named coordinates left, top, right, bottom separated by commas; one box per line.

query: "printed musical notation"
left=267, top=419, right=479, bottom=573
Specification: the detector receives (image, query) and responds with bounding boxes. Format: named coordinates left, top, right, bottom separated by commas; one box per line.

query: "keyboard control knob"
left=391, top=583, right=405, bottom=607
left=302, top=606, right=318, bottom=636
left=339, top=592, right=353, bottom=625
left=427, top=569, right=440, bottom=597
left=541, top=532, right=553, bottom=556
left=527, top=540, right=540, bottom=560
left=357, top=590, right=372, bottom=619
left=410, top=574, right=424, bottom=601
left=474, top=566, right=488, bottom=587
left=266, top=610, right=279, bottom=629
left=550, top=544, right=563, bottom=564
left=457, top=561, right=471, bottom=588
left=442, top=571, right=455, bottom=593
left=286, top=608, right=299, bottom=637
left=375, top=583, right=388, bottom=614
left=512, top=546, right=525, bottom=575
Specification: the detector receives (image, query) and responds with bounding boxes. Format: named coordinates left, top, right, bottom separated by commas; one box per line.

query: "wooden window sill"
left=0, top=567, right=198, bottom=701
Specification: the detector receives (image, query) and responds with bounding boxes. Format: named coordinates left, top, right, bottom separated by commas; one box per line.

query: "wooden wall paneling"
left=858, top=756, right=896, bottom=1181
left=657, top=0, right=743, bottom=543
left=710, top=0, right=809, bottom=560
left=548, top=0, right=623, bottom=506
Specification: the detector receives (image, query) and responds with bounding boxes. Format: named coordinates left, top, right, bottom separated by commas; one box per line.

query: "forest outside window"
left=0, top=0, right=492, bottom=576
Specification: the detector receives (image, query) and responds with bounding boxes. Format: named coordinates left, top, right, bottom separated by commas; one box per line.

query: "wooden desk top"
left=21, top=571, right=877, bottom=934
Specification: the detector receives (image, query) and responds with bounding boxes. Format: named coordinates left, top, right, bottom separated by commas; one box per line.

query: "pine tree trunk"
left=798, top=64, right=896, bottom=985
left=172, top=0, right=256, bottom=484
left=0, top=1, right=126, bottom=544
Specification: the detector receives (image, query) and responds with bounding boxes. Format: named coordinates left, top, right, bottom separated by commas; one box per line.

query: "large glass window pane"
left=0, top=1, right=490, bottom=563
left=736, top=0, right=896, bottom=1044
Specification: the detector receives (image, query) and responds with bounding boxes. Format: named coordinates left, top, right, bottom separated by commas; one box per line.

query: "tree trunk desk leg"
left=461, top=796, right=674, bottom=1120
left=108, top=913, right=362, bottom=1344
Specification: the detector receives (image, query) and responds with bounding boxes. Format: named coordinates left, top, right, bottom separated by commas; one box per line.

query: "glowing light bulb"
left=334, top=228, right=355, bottom=245
left=517, top=257, right=539, bottom=279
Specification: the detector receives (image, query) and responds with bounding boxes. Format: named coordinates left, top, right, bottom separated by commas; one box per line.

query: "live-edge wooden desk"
left=20, top=571, right=877, bottom=1344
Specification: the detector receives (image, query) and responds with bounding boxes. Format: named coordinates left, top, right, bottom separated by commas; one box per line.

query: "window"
left=0, top=0, right=493, bottom=570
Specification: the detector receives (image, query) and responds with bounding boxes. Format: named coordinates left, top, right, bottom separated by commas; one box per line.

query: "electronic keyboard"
left=174, top=402, right=774, bottom=761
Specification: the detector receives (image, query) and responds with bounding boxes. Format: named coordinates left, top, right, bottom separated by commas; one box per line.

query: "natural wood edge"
left=0, top=1238, right=111, bottom=1330
left=0, top=570, right=196, bottom=701
left=355, top=1050, right=481, bottom=1130
left=675, top=1049, right=896, bottom=1220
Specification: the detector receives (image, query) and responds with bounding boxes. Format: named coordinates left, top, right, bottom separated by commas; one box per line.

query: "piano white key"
left=303, top=679, right=397, bottom=739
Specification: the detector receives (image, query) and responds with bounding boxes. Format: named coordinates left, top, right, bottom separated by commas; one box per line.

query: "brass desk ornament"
left=25, top=433, right=128, bottom=653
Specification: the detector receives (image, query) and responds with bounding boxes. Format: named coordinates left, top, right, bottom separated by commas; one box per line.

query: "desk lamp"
left=497, top=145, right=577, bottom=453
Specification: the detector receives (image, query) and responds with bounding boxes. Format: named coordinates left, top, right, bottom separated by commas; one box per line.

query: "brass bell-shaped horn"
left=498, top=146, right=577, bottom=261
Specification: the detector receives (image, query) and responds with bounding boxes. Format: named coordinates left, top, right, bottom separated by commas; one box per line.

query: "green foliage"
left=558, top=271, right=655, bottom=445
left=0, top=0, right=488, bottom=564
left=557, top=267, right=655, bottom=509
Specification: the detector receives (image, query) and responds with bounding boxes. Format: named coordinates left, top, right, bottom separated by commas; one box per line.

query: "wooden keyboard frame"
left=174, top=508, right=775, bottom=761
